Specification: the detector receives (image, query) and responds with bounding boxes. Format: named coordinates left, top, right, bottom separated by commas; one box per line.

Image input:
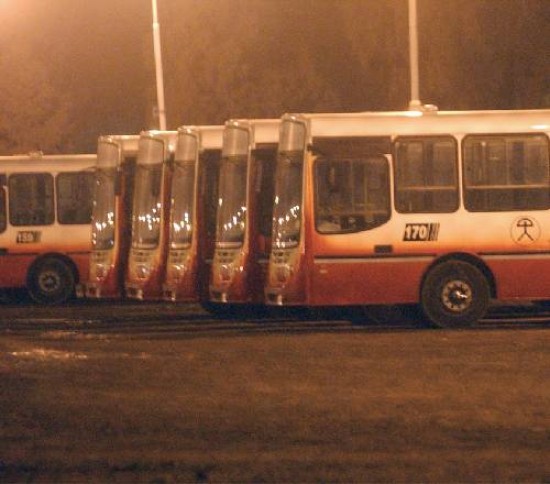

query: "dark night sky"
left=0, top=0, right=548, bottom=154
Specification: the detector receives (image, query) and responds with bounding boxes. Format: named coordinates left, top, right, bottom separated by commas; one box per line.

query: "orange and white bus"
left=0, top=152, right=96, bottom=304
left=209, top=119, right=280, bottom=308
left=162, top=125, right=224, bottom=303
left=125, top=130, right=177, bottom=300
left=83, top=135, right=139, bottom=299
left=265, top=109, right=550, bottom=327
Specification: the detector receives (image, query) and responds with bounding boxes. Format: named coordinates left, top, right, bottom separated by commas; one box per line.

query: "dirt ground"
left=0, top=306, right=549, bottom=482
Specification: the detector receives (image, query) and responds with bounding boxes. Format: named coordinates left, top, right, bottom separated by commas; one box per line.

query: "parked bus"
left=125, top=130, right=177, bottom=300
left=209, top=119, right=279, bottom=308
left=82, top=135, right=139, bottom=299
left=0, top=152, right=96, bottom=304
left=265, top=109, right=550, bottom=328
left=162, top=125, right=224, bottom=303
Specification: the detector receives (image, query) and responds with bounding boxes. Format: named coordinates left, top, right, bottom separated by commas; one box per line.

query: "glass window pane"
left=464, top=135, right=550, bottom=212
left=395, top=137, right=458, bottom=213
left=9, top=173, right=54, bottom=226
left=315, top=156, right=390, bottom=234
left=169, top=161, right=195, bottom=248
left=57, top=172, right=94, bottom=224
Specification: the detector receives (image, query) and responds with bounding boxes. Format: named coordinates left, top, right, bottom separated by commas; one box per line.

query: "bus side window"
left=463, top=135, right=550, bottom=212
left=394, top=136, right=459, bottom=214
left=57, top=172, right=95, bottom=224
left=315, top=156, right=390, bottom=233
left=9, top=173, right=55, bottom=226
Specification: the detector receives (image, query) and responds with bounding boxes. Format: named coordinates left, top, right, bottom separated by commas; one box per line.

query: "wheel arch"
left=26, top=252, right=80, bottom=287
left=420, top=252, right=497, bottom=299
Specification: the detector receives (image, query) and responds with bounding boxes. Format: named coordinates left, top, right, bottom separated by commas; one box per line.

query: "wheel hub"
left=39, top=270, right=61, bottom=293
left=441, top=280, right=472, bottom=312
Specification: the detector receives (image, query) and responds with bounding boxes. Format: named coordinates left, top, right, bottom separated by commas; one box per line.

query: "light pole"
left=151, top=0, right=167, bottom=130
left=408, top=0, right=422, bottom=110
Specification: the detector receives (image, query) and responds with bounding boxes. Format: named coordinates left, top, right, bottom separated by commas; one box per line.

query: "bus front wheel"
left=27, top=257, right=76, bottom=305
left=421, top=261, right=489, bottom=328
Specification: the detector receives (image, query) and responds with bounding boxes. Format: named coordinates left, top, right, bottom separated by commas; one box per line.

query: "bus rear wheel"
left=421, top=261, right=489, bottom=328
left=27, top=257, right=75, bottom=305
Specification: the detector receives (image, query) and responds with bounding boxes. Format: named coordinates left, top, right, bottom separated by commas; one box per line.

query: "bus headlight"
left=276, top=265, right=291, bottom=283
left=136, top=264, right=150, bottom=280
left=220, top=264, right=232, bottom=282
left=94, top=264, right=109, bottom=280
left=168, top=264, right=185, bottom=283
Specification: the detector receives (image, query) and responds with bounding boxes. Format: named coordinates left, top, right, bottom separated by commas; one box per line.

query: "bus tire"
left=27, top=256, right=76, bottom=305
left=421, top=260, right=489, bottom=328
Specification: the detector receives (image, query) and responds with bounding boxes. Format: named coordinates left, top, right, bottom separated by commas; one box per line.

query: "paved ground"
left=0, top=303, right=549, bottom=482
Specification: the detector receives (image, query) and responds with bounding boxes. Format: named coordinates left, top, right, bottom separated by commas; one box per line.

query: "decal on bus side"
left=403, top=223, right=440, bottom=242
left=16, top=231, right=41, bottom=244
left=511, top=216, right=540, bottom=245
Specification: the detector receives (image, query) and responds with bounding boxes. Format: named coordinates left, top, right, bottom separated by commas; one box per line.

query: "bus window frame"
left=462, top=132, right=550, bottom=213
left=393, top=135, right=460, bottom=215
left=313, top=153, right=392, bottom=235
left=8, top=172, right=55, bottom=227
left=56, top=171, right=95, bottom=225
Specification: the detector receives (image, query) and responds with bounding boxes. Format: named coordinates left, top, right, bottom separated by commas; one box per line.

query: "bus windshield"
left=216, top=155, right=248, bottom=245
left=91, top=167, right=116, bottom=250
left=132, top=162, right=163, bottom=249
left=169, top=160, right=196, bottom=248
left=272, top=151, right=303, bottom=248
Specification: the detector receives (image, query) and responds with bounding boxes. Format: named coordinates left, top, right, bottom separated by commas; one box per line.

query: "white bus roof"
left=286, top=109, right=550, bottom=139
left=98, top=134, right=140, bottom=154
left=140, top=130, right=179, bottom=153
left=177, top=125, right=224, bottom=150
left=0, top=153, right=96, bottom=173
left=226, top=119, right=280, bottom=145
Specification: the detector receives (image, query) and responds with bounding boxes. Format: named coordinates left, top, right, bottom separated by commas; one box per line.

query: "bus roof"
left=177, top=125, right=224, bottom=150
left=226, top=119, right=280, bottom=145
left=98, top=134, right=140, bottom=154
left=0, top=153, right=96, bottom=173
left=286, top=109, right=550, bottom=139
left=140, top=130, right=179, bottom=153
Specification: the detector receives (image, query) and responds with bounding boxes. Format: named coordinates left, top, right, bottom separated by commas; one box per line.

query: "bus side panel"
left=310, top=258, right=425, bottom=306
left=0, top=255, right=33, bottom=287
left=485, top=257, right=550, bottom=300
left=71, top=252, right=91, bottom=284
left=0, top=251, right=89, bottom=289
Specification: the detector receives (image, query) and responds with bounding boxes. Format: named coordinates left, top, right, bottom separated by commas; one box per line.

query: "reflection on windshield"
left=216, top=156, right=247, bottom=245
left=272, top=152, right=303, bottom=247
left=91, top=168, right=116, bottom=250
left=169, top=161, right=195, bottom=248
left=132, top=163, right=163, bottom=248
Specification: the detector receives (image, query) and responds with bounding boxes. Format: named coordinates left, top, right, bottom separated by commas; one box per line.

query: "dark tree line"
left=0, top=0, right=548, bottom=155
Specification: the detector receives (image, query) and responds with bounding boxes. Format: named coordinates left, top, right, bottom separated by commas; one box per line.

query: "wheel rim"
left=441, top=279, right=472, bottom=313
left=38, top=270, right=61, bottom=294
